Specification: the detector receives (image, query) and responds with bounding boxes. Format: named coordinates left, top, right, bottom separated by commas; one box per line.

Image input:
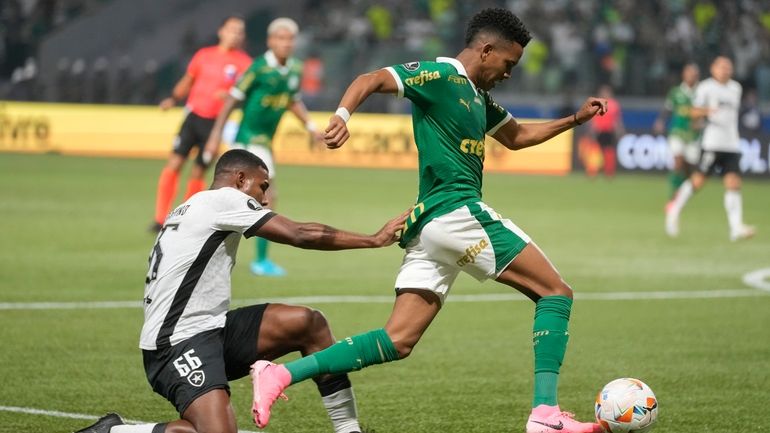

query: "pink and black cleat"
left=526, top=404, right=604, bottom=433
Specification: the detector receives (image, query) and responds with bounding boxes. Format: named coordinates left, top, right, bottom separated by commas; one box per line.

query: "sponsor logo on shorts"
left=456, top=238, right=489, bottom=267
left=187, top=370, right=206, bottom=387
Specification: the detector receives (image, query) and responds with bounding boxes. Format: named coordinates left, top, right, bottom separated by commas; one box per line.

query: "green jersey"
left=664, top=83, right=697, bottom=142
left=386, top=58, right=511, bottom=247
left=230, top=50, right=302, bottom=147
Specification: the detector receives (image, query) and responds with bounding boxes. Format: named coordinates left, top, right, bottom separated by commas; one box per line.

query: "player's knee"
left=287, top=306, right=329, bottom=338
left=545, top=280, right=573, bottom=299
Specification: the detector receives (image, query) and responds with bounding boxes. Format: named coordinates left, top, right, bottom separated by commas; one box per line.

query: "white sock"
left=322, top=387, right=361, bottom=433
left=724, top=190, right=743, bottom=233
left=110, top=424, right=158, bottom=433
left=670, top=180, right=694, bottom=216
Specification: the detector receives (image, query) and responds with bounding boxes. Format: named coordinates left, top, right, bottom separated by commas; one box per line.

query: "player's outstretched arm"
left=202, top=95, right=240, bottom=165
left=324, top=69, right=398, bottom=149
left=159, top=73, right=194, bottom=110
left=494, top=97, right=607, bottom=150
left=254, top=209, right=409, bottom=250
left=288, top=100, right=323, bottom=143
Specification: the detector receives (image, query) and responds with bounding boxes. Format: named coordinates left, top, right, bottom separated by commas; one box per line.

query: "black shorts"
left=697, top=151, right=741, bottom=176
left=142, top=304, right=268, bottom=414
left=172, top=111, right=216, bottom=166
left=596, top=131, right=616, bottom=148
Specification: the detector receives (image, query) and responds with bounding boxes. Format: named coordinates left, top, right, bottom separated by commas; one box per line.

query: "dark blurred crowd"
left=2, top=0, right=770, bottom=106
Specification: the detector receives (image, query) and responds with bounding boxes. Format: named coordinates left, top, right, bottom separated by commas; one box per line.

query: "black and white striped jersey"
left=140, top=187, right=274, bottom=350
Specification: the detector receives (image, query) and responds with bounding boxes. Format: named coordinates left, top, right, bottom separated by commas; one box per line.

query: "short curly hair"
left=465, top=8, right=531, bottom=47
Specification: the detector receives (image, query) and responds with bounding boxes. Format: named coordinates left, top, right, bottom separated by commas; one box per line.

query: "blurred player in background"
left=665, top=56, right=755, bottom=241
left=251, top=9, right=607, bottom=433
left=589, top=84, right=624, bottom=178
left=205, top=17, right=322, bottom=277
left=654, top=63, right=701, bottom=199
left=74, top=149, right=407, bottom=433
left=149, top=16, right=252, bottom=232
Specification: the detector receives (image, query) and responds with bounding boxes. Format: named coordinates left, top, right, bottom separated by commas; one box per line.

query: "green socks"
left=669, top=172, right=685, bottom=198
left=256, top=237, right=269, bottom=262
left=532, top=295, right=572, bottom=407
left=285, top=328, right=399, bottom=385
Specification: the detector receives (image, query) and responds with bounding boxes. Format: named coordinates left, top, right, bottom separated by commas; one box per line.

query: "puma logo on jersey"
left=405, top=70, right=441, bottom=86
left=459, top=98, right=471, bottom=112
left=456, top=238, right=489, bottom=267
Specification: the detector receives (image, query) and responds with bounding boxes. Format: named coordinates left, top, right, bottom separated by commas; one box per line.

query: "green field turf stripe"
left=1, top=289, right=768, bottom=310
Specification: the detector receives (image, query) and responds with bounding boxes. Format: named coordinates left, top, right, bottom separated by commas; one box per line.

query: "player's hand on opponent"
left=575, top=97, right=608, bottom=124
left=373, top=208, right=411, bottom=247
left=324, top=114, right=350, bottom=149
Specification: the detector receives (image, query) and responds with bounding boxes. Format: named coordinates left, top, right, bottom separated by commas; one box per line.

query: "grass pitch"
left=0, top=153, right=768, bottom=432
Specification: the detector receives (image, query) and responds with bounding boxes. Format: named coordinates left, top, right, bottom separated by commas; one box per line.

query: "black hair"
left=214, top=149, right=268, bottom=177
left=220, top=14, right=245, bottom=27
left=465, top=8, right=531, bottom=48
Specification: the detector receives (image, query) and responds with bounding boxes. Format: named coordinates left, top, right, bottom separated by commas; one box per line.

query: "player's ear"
left=481, top=42, right=494, bottom=61
left=234, top=170, right=246, bottom=189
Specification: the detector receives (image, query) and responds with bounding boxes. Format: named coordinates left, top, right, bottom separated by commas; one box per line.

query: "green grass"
left=1, top=153, right=769, bottom=432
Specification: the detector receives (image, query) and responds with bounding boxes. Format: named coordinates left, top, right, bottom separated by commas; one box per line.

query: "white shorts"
left=234, top=143, right=276, bottom=179
left=394, top=202, right=531, bottom=304
left=668, top=136, right=700, bottom=165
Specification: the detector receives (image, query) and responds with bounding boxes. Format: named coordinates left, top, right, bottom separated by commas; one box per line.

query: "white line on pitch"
left=0, top=289, right=768, bottom=311
left=742, top=267, right=770, bottom=291
left=0, top=405, right=261, bottom=433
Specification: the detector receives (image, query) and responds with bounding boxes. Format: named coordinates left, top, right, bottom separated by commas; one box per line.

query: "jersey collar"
left=436, top=56, right=477, bottom=95
left=265, top=50, right=293, bottom=75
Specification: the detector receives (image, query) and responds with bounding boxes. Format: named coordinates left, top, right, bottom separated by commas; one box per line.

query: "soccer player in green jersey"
left=654, top=63, right=701, bottom=199
left=205, top=17, right=322, bottom=277
left=251, top=9, right=607, bottom=433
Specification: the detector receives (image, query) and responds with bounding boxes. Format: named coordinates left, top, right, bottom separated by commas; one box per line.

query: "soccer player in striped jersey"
left=251, top=9, right=607, bottom=433
left=205, top=17, right=321, bottom=277
left=150, top=16, right=252, bottom=233
left=74, top=149, right=407, bottom=433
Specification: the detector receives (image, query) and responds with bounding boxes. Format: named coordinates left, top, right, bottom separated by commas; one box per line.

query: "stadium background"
left=1, top=1, right=769, bottom=433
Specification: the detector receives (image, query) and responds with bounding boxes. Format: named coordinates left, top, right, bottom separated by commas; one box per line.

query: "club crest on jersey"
left=247, top=199, right=261, bottom=211
left=187, top=370, right=206, bottom=387
left=224, top=64, right=238, bottom=81
left=402, top=61, right=420, bottom=71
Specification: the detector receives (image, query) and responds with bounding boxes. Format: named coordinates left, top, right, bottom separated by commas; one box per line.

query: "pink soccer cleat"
left=250, top=360, right=292, bottom=428
left=526, top=404, right=604, bottom=433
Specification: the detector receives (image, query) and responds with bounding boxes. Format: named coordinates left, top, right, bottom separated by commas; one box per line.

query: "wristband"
left=573, top=112, right=582, bottom=125
left=335, top=107, right=351, bottom=124
left=305, top=120, right=317, bottom=132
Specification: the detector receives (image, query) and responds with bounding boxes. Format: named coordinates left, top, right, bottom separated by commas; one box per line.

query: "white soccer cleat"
left=730, top=224, right=756, bottom=242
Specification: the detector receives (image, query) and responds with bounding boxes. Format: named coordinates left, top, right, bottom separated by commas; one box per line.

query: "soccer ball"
left=595, top=378, right=658, bottom=433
